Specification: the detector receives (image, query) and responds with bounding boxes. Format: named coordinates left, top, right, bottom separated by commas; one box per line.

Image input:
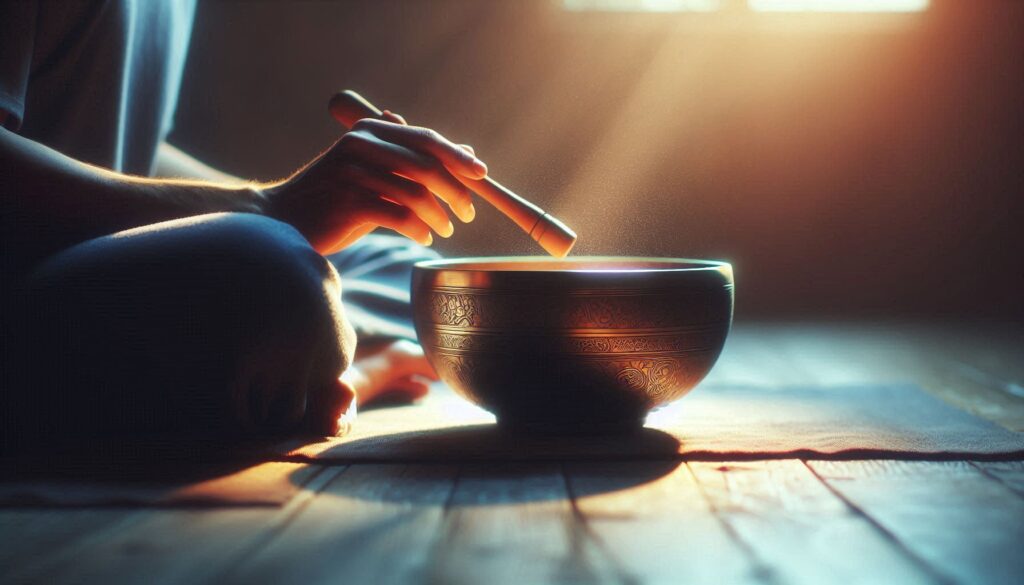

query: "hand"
left=261, top=114, right=487, bottom=254
left=346, top=339, right=439, bottom=405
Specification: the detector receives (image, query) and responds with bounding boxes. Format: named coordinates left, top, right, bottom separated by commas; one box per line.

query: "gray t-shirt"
left=0, top=0, right=196, bottom=175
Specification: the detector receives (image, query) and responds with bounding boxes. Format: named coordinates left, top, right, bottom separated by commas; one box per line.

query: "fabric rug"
left=0, top=461, right=318, bottom=507
left=278, top=384, right=1024, bottom=463
left=7, top=383, right=1022, bottom=506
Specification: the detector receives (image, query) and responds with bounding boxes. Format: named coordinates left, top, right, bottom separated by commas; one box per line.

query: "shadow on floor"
left=294, top=423, right=683, bottom=504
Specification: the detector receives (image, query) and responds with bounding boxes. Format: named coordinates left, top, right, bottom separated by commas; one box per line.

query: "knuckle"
left=418, top=127, right=442, bottom=143
left=335, top=132, right=364, bottom=152
left=389, top=207, right=416, bottom=228
left=350, top=118, right=377, bottom=132
left=397, top=206, right=415, bottom=222
left=409, top=183, right=433, bottom=201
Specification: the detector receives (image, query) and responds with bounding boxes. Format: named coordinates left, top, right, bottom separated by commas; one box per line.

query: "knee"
left=14, top=213, right=356, bottom=443
left=211, top=215, right=359, bottom=428
left=205, top=213, right=358, bottom=365
left=157, top=214, right=358, bottom=434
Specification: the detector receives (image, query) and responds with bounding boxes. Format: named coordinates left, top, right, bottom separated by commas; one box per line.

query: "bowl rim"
left=414, top=256, right=732, bottom=274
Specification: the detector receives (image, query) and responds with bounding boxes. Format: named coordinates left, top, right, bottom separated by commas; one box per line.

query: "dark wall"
left=171, top=0, right=1024, bottom=320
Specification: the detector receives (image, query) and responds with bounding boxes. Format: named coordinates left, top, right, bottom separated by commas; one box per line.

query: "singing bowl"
left=411, top=257, right=735, bottom=434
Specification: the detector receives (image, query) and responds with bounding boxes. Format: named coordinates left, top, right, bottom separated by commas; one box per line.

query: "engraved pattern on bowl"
left=412, top=257, right=734, bottom=433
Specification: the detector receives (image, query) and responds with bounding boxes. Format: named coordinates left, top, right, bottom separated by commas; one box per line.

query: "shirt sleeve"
left=0, top=0, right=37, bottom=131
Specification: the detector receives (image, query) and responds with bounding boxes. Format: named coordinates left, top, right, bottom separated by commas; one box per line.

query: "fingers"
left=338, top=131, right=476, bottom=223
left=382, top=110, right=407, bottom=125
left=356, top=196, right=434, bottom=246
left=341, top=165, right=454, bottom=238
left=325, top=224, right=376, bottom=255
left=351, top=118, right=488, bottom=180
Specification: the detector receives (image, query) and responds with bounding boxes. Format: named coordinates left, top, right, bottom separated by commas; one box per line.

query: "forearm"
left=154, top=141, right=248, bottom=185
left=1, top=127, right=267, bottom=264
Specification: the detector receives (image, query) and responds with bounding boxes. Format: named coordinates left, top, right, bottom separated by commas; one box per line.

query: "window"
left=562, top=0, right=721, bottom=11
left=562, top=0, right=929, bottom=12
left=749, top=0, right=928, bottom=11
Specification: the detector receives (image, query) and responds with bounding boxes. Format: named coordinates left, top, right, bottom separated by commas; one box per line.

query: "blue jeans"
left=1, top=213, right=438, bottom=450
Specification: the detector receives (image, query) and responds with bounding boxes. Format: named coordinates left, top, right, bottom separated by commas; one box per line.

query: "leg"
left=3, top=213, right=355, bottom=452
left=325, top=233, right=442, bottom=406
left=326, top=233, right=441, bottom=343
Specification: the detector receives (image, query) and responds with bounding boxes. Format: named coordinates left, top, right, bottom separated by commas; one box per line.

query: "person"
left=0, top=1, right=486, bottom=449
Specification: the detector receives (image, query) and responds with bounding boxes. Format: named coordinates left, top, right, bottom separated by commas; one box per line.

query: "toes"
left=306, top=376, right=357, bottom=436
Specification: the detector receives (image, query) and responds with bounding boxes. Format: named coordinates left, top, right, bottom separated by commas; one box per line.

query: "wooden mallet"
left=328, top=90, right=577, bottom=258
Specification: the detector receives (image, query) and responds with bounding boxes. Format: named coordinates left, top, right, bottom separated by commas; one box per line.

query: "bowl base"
left=496, top=415, right=647, bottom=436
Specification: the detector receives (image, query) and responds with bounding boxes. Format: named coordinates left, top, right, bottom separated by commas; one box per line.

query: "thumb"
left=382, top=110, right=408, bottom=125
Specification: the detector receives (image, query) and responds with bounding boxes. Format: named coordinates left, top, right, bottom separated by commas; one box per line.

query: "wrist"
left=243, top=181, right=273, bottom=216
left=252, top=177, right=292, bottom=221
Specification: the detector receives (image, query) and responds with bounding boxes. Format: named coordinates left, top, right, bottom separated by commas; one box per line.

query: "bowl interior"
left=415, top=256, right=730, bottom=274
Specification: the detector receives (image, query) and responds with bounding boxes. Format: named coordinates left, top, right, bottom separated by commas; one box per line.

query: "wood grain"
left=1, top=508, right=144, bottom=584
left=731, top=323, right=1024, bottom=431
left=2, top=324, right=1021, bottom=585
left=428, top=463, right=617, bottom=585
left=809, top=460, right=1024, bottom=585
left=973, top=460, right=1024, bottom=497
left=3, top=464, right=332, bottom=585
left=224, top=464, right=458, bottom=585
left=566, top=461, right=760, bottom=585
left=688, top=459, right=941, bottom=585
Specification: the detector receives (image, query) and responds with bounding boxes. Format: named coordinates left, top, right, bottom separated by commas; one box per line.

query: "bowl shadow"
left=296, top=424, right=683, bottom=504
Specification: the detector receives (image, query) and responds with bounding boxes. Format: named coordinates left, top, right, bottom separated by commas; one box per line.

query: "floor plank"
left=808, top=460, right=1024, bottom=585
left=972, top=460, right=1024, bottom=497
left=738, top=323, right=1024, bottom=431
left=4, top=464, right=333, bottom=585
left=566, top=461, right=760, bottom=585
left=1, top=509, right=144, bottom=584
left=688, top=460, right=941, bottom=585
left=428, top=463, right=617, bottom=585
left=3, top=324, right=1021, bottom=585
left=223, top=464, right=458, bottom=585
left=703, top=323, right=811, bottom=388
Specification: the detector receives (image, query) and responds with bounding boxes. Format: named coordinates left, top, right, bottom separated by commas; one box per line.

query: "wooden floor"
left=3, top=322, right=1023, bottom=585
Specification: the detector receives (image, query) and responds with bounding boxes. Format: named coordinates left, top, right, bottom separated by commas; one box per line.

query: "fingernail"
left=462, top=203, right=476, bottom=223
left=442, top=219, right=455, bottom=237
left=471, top=158, right=488, bottom=177
left=424, top=232, right=434, bottom=246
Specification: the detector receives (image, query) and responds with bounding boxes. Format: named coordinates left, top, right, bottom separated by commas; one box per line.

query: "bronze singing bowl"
left=412, top=257, right=735, bottom=434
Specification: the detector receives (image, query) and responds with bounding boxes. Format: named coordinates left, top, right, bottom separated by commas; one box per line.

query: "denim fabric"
left=1, top=213, right=436, bottom=449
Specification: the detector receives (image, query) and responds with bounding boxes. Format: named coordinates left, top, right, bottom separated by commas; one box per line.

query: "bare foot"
left=305, top=340, right=438, bottom=437
left=304, top=376, right=357, bottom=437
